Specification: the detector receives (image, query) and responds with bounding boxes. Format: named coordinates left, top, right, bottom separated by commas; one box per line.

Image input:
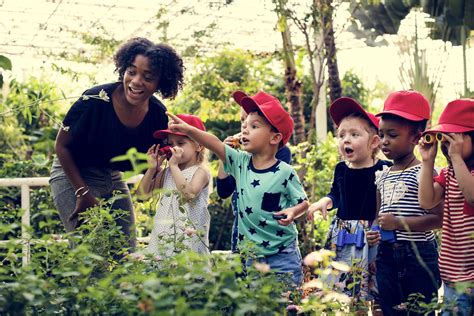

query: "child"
left=369, top=90, right=442, bottom=316
left=216, top=107, right=292, bottom=253
left=307, top=97, right=390, bottom=301
left=418, top=99, right=474, bottom=316
left=138, top=114, right=211, bottom=257
left=167, top=90, right=309, bottom=287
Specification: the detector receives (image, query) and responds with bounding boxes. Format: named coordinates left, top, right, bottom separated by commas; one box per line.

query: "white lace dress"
left=148, top=165, right=210, bottom=257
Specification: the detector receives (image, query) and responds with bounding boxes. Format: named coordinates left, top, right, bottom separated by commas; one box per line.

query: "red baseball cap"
left=425, top=99, right=474, bottom=134
left=232, top=90, right=294, bottom=146
left=153, top=114, right=206, bottom=139
left=376, top=90, right=430, bottom=121
left=330, top=97, right=380, bottom=129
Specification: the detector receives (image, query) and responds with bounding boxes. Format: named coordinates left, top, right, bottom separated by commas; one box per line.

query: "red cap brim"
left=424, top=123, right=474, bottom=134
left=153, top=129, right=187, bottom=139
left=330, top=97, right=379, bottom=129
left=376, top=109, right=426, bottom=121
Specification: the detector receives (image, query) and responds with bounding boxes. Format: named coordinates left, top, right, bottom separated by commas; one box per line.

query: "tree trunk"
left=322, top=0, right=342, bottom=102
left=277, top=0, right=305, bottom=144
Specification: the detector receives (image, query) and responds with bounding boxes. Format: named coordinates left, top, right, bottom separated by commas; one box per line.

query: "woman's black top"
left=62, top=82, right=168, bottom=171
left=327, top=159, right=392, bottom=220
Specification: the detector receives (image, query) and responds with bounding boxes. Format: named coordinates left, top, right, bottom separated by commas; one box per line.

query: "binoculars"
left=371, top=225, right=396, bottom=243
left=158, top=146, right=173, bottom=160
left=423, top=132, right=445, bottom=144
left=336, top=228, right=365, bottom=249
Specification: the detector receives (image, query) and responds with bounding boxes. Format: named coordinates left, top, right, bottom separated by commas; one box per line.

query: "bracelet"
left=76, top=189, right=90, bottom=198
left=75, top=186, right=89, bottom=198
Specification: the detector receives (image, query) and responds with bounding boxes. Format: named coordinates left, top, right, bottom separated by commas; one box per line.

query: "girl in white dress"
left=138, top=114, right=210, bottom=257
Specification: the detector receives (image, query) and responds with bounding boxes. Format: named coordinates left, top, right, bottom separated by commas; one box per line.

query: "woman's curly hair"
left=113, top=37, right=184, bottom=99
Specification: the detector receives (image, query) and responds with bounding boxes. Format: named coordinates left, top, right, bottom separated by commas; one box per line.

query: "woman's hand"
left=69, top=191, right=98, bottom=224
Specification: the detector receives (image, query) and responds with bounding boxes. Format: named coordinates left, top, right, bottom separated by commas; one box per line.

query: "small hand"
left=168, top=146, right=184, bottom=166
left=366, top=230, right=381, bottom=246
left=445, top=133, right=464, bottom=159
left=378, top=213, right=400, bottom=230
left=418, top=137, right=437, bottom=163
left=167, top=112, right=191, bottom=135
left=307, top=201, right=329, bottom=221
left=147, top=144, right=165, bottom=169
left=275, top=209, right=295, bottom=226
left=223, top=136, right=234, bottom=147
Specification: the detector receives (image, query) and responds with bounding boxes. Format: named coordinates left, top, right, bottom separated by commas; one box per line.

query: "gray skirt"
left=49, top=158, right=136, bottom=249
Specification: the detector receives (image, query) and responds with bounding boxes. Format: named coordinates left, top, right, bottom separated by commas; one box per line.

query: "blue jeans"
left=376, top=240, right=441, bottom=316
left=49, top=159, right=136, bottom=249
left=245, top=240, right=303, bottom=288
left=441, top=283, right=474, bottom=316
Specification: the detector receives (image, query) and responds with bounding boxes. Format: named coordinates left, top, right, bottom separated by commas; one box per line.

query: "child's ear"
left=270, top=132, right=283, bottom=146
left=370, top=134, right=381, bottom=150
left=411, top=132, right=422, bottom=145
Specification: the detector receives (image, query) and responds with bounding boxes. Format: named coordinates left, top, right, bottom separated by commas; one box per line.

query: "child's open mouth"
left=344, top=147, right=354, bottom=155
left=241, top=137, right=249, bottom=145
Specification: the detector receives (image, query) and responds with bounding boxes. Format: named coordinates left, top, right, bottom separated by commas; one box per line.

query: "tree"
left=275, top=0, right=306, bottom=144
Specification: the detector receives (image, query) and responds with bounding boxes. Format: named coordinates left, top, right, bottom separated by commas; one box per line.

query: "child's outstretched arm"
left=167, top=112, right=226, bottom=161
left=446, top=133, right=474, bottom=206
left=418, top=137, right=444, bottom=209
left=307, top=197, right=333, bottom=221
left=168, top=146, right=210, bottom=199
left=275, top=200, right=310, bottom=226
left=137, top=144, right=166, bottom=199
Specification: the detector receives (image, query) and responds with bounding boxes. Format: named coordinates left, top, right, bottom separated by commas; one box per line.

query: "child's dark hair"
left=380, top=113, right=427, bottom=136
left=114, top=37, right=185, bottom=99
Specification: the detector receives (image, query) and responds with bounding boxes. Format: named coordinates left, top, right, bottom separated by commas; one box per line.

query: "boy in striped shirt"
left=419, top=99, right=474, bottom=316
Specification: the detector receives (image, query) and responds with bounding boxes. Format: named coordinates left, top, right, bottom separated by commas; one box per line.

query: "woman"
left=49, top=37, right=184, bottom=250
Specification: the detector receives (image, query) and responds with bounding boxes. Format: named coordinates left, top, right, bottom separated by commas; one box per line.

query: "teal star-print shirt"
left=224, top=145, right=307, bottom=256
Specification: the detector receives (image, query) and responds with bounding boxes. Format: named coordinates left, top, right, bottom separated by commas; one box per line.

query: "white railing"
left=0, top=175, right=143, bottom=266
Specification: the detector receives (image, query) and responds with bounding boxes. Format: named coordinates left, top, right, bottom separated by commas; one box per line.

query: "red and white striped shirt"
left=435, top=167, right=474, bottom=283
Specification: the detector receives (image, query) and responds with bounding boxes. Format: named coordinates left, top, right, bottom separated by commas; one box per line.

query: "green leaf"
left=0, top=55, right=12, bottom=70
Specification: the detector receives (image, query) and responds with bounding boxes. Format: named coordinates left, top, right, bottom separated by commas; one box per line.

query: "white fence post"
left=21, top=184, right=31, bottom=266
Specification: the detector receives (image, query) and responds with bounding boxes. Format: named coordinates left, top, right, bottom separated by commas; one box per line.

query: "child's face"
left=379, top=117, right=417, bottom=161
left=240, top=108, right=248, bottom=132
left=241, top=112, right=280, bottom=154
left=337, top=117, right=378, bottom=168
left=440, top=133, right=474, bottom=165
left=166, top=134, right=201, bottom=167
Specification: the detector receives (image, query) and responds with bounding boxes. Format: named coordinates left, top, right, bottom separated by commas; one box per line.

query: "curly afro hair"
left=113, top=37, right=185, bottom=100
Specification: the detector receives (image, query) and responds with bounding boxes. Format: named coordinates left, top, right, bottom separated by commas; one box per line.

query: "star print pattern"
left=223, top=145, right=307, bottom=255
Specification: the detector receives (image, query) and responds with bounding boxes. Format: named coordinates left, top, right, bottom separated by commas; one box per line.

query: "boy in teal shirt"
left=166, top=90, right=308, bottom=286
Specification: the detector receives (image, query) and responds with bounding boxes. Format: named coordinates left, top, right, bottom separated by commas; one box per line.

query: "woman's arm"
left=55, top=129, right=97, bottom=218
